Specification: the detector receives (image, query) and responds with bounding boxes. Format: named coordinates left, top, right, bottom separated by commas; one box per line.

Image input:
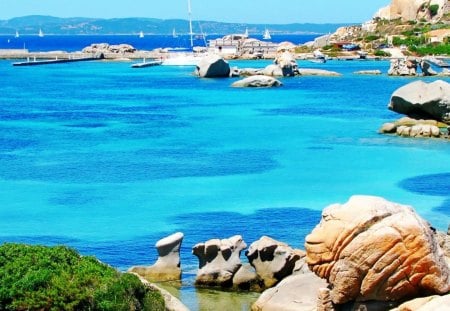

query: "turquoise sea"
left=0, top=57, right=449, bottom=309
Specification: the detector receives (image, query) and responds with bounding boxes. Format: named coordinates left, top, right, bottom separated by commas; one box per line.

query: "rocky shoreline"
left=131, top=195, right=449, bottom=311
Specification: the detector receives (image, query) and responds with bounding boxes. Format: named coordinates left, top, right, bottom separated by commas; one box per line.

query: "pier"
left=131, top=59, right=162, bottom=68
left=12, top=55, right=103, bottom=66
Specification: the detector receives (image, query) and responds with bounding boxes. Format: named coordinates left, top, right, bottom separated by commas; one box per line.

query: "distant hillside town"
left=0, top=15, right=346, bottom=35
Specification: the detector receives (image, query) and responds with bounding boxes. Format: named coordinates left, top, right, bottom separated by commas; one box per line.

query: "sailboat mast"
left=188, top=0, right=194, bottom=48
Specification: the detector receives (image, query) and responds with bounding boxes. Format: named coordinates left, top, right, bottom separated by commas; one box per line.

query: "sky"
left=0, top=0, right=391, bottom=24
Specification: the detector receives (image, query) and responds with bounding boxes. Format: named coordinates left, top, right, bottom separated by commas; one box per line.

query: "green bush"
left=429, top=4, right=439, bottom=17
left=0, top=243, right=165, bottom=311
left=411, top=43, right=450, bottom=56
left=364, top=35, right=380, bottom=42
left=374, top=50, right=391, bottom=57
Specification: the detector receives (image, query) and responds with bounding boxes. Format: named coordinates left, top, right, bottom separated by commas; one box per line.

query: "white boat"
left=263, top=28, right=271, bottom=40
left=38, top=29, right=44, bottom=37
left=15, top=30, right=19, bottom=38
left=244, top=27, right=249, bottom=37
left=172, top=28, right=178, bottom=38
left=162, top=0, right=207, bottom=66
left=139, top=31, right=144, bottom=38
left=312, top=49, right=326, bottom=63
left=161, top=52, right=201, bottom=66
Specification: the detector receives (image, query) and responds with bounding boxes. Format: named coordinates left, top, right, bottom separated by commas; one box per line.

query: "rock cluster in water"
left=194, top=52, right=340, bottom=87
left=130, top=195, right=449, bottom=311
left=82, top=43, right=137, bottom=54
left=379, top=80, right=450, bottom=139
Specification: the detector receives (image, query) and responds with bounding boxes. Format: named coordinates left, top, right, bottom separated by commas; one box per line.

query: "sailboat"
left=139, top=31, right=144, bottom=38
left=38, top=28, right=44, bottom=37
left=172, top=28, right=178, bottom=38
left=15, top=30, right=19, bottom=38
left=263, top=28, right=271, bottom=40
left=244, top=27, right=249, bottom=37
left=162, top=0, right=204, bottom=66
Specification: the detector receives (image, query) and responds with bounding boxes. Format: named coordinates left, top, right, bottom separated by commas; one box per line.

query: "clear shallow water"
left=0, top=58, right=449, bottom=310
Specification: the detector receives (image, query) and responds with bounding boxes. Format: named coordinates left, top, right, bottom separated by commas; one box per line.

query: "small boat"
left=172, top=28, right=178, bottom=38
left=263, top=28, right=271, bottom=40
left=244, top=27, right=249, bottom=37
left=161, top=53, right=201, bottom=66
left=15, top=30, right=19, bottom=38
left=139, top=31, right=144, bottom=38
left=312, top=49, right=327, bottom=63
left=38, top=29, right=44, bottom=37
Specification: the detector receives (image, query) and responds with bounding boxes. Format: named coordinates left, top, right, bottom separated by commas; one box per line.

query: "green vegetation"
left=374, top=49, right=391, bottom=57
left=410, top=43, right=450, bottom=56
left=429, top=4, right=440, bottom=17
left=0, top=243, right=165, bottom=311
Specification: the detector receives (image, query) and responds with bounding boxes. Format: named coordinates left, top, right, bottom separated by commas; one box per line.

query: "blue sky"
left=0, top=0, right=390, bottom=23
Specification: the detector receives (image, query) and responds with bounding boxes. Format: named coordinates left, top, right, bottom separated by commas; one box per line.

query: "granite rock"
left=388, top=80, right=450, bottom=123
left=246, top=236, right=305, bottom=288
left=193, top=235, right=246, bottom=287
left=305, top=195, right=450, bottom=304
left=129, top=232, right=184, bottom=282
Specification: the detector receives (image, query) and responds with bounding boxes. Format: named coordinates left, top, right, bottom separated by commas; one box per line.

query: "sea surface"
left=0, top=34, right=320, bottom=52
left=0, top=35, right=449, bottom=310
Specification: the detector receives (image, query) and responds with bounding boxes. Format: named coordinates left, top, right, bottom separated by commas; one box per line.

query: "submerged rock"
left=305, top=195, right=450, bottom=304
left=232, top=75, right=282, bottom=88
left=129, top=232, right=183, bottom=282
left=297, top=68, right=341, bottom=76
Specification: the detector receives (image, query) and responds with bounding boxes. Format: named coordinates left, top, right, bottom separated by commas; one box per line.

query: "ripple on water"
left=398, top=173, right=450, bottom=197
left=0, top=148, right=278, bottom=183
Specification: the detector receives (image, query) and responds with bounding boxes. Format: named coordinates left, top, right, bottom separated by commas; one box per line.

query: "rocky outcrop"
left=129, top=232, right=184, bottom=282
left=305, top=195, right=450, bottom=305
left=388, top=57, right=419, bottom=76
left=390, top=295, right=450, bottom=311
left=231, top=75, right=282, bottom=88
left=354, top=70, right=382, bottom=75
left=194, top=55, right=230, bottom=78
left=273, top=51, right=298, bottom=77
left=388, top=80, right=450, bottom=123
left=374, top=0, right=447, bottom=22
left=246, top=236, right=305, bottom=288
left=251, top=273, right=328, bottom=311
left=297, top=68, right=341, bottom=76
left=82, top=43, right=136, bottom=54
left=192, top=235, right=247, bottom=287
left=379, top=117, right=445, bottom=138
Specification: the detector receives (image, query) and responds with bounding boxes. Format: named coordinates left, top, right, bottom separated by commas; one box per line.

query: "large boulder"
left=273, top=51, right=298, bottom=77
left=305, top=195, right=450, bottom=305
left=192, top=235, right=246, bottom=287
left=246, top=236, right=305, bottom=288
left=195, top=55, right=230, bottom=78
left=261, top=64, right=284, bottom=77
left=388, top=80, right=450, bottom=123
left=232, top=75, right=282, bottom=88
left=391, top=295, right=450, bottom=311
left=129, top=232, right=184, bottom=282
left=388, top=58, right=419, bottom=76
left=251, top=273, right=327, bottom=311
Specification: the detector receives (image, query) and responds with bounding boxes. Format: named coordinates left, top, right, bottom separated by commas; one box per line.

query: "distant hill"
left=0, top=15, right=348, bottom=35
